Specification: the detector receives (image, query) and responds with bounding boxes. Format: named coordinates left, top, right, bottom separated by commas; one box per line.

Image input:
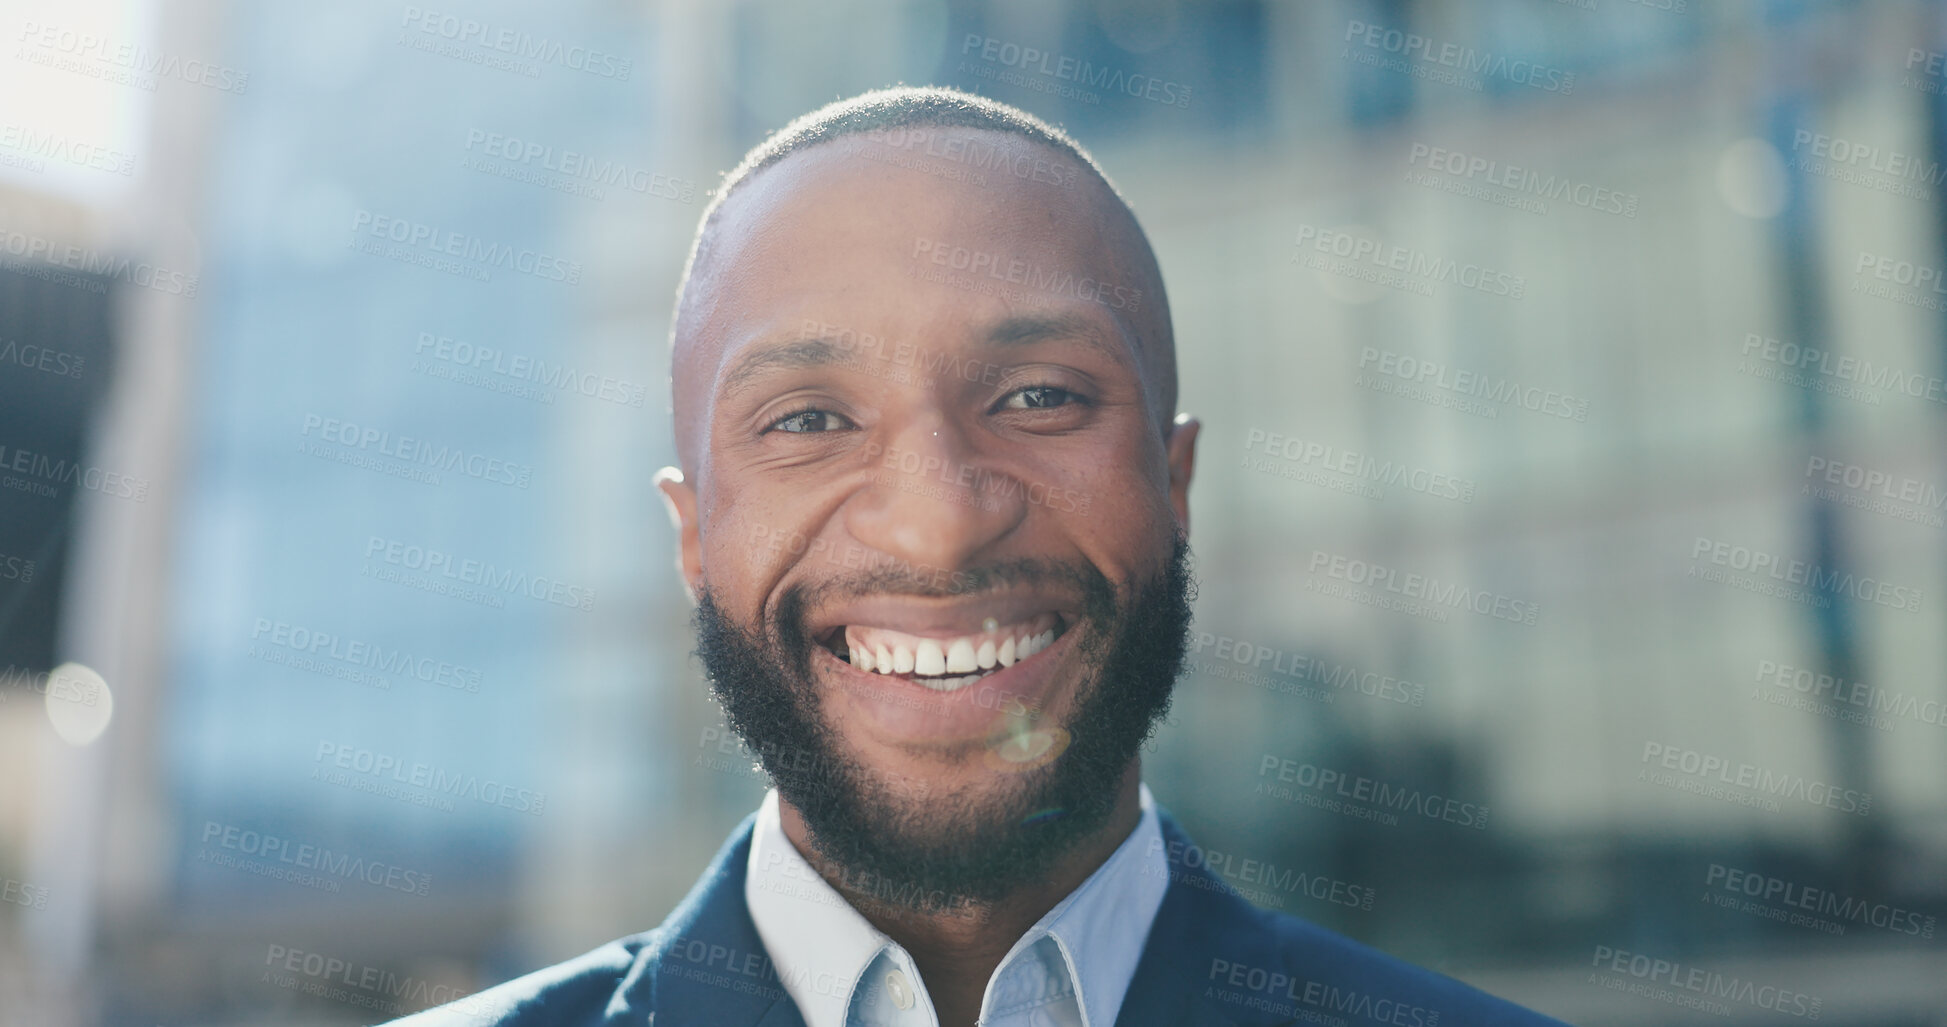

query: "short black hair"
left=702, top=85, right=1120, bottom=237
left=675, top=86, right=1127, bottom=333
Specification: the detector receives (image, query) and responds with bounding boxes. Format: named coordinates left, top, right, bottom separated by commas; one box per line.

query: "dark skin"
left=656, top=127, right=1198, bottom=1026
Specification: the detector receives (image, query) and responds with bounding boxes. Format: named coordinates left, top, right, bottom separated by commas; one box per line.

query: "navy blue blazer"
left=389, top=808, right=1572, bottom=1026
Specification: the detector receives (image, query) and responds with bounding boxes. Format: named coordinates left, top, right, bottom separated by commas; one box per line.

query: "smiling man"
left=394, top=87, right=1568, bottom=1027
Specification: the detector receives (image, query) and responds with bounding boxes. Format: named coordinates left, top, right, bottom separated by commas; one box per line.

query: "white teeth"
left=1015, top=629, right=1054, bottom=660
left=842, top=617, right=1062, bottom=678
left=915, top=639, right=946, bottom=675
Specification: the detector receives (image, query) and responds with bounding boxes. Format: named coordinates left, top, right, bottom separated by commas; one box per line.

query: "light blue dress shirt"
left=745, top=784, right=1169, bottom=1027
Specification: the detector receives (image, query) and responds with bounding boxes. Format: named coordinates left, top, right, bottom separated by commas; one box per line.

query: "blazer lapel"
left=1116, top=809, right=1293, bottom=1027
left=639, top=814, right=808, bottom=1027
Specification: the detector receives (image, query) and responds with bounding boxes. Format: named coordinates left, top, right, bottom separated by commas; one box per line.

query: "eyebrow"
left=985, top=311, right=1124, bottom=361
left=719, top=309, right=1132, bottom=400
left=721, top=338, right=851, bottom=399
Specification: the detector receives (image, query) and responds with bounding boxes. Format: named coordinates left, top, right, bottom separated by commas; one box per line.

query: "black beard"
left=694, top=534, right=1195, bottom=913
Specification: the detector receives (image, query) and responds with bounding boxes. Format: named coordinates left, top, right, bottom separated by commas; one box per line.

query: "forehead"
left=687, top=127, right=1140, bottom=391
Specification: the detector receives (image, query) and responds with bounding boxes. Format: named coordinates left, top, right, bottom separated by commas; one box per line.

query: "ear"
left=654, top=467, right=703, bottom=601
left=1165, top=413, right=1199, bottom=536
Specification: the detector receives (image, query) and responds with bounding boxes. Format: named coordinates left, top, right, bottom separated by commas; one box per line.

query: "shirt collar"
left=744, top=784, right=1169, bottom=1027
left=1014, top=781, right=1168, bottom=1027
left=745, top=789, right=889, bottom=1026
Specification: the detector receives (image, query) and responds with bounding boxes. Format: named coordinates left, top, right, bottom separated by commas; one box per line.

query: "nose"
left=843, top=418, right=1027, bottom=578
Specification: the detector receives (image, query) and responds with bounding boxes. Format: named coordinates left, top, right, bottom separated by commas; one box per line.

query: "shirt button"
left=885, top=968, right=915, bottom=1010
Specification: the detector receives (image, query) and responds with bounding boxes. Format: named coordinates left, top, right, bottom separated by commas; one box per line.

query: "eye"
left=998, top=386, right=1084, bottom=411
left=769, top=408, right=855, bottom=434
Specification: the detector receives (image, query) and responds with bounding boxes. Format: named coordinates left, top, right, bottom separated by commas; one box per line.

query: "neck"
left=778, top=762, right=1144, bottom=1027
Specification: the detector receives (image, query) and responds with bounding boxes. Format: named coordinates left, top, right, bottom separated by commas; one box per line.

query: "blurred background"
left=1, top=0, right=1944, bottom=1023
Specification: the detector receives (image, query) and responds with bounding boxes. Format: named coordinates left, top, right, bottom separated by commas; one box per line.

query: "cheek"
left=700, top=483, right=789, bottom=591
left=1040, top=446, right=1178, bottom=590
left=1036, top=436, right=1171, bottom=529
left=701, top=483, right=843, bottom=612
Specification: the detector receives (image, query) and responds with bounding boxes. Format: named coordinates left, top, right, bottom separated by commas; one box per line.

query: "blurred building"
left=0, top=1, right=1942, bottom=1025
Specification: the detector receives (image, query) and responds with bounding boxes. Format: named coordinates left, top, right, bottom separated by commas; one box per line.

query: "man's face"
left=661, top=126, right=1198, bottom=902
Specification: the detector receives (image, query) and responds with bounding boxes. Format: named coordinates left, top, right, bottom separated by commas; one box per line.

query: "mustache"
left=792, top=556, right=1113, bottom=604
